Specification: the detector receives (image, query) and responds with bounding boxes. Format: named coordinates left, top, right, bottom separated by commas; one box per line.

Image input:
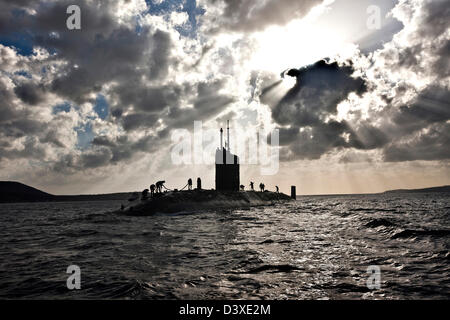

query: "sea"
left=0, top=192, right=449, bottom=299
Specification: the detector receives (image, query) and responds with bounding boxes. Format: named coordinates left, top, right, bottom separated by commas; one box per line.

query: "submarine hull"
left=114, top=190, right=292, bottom=216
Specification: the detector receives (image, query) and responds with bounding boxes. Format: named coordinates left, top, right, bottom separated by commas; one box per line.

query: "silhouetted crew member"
left=188, top=178, right=193, bottom=190
left=240, top=185, right=245, bottom=191
left=250, top=182, right=254, bottom=190
left=150, top=184, right=155, bottom=197
left=259, top=183, right=264, bottom=192
left=197, top=177, right=202, bottom=190
left=142, top=189, right=149, bottom=200
left=156, top=181, right=165, bottom=193
left=276, top=186, right=279, bottom=193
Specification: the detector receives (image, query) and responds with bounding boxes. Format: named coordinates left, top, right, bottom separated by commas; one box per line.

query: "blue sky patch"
left=76, top=122, right=94, bottom=150
left=52, top=102, right=71, bottom=114
left=146, top=0, right=205, bottom=37
left=0, top=32, right=34, bottom=56
left=94, top=94, right=109, bottom=120
left=14, top=70, right=32, bottom=79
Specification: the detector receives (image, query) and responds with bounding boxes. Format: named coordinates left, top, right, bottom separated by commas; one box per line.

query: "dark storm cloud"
left=268, top=59, right=368, bottom=160
left=273, top=60, right=366, bottom=126
left=122, top=113, right=159, bottom=131
left=91, top=136, right=116, bottom=148
left=148, top=30, right=173, bottom=80
left=204, top=0, right=324, bottom=32
left=14, top=82, right=45, bottom=105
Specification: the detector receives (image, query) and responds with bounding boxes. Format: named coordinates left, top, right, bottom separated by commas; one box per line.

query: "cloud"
left=383, top=123, right=450, bottom=162
left=266, top=59, right=368, bottom=160
left=13, top=81, right=46, bottom=105
left=200, top=0, right=326, bottom=33
left=274, top=60, right=366, bottom=125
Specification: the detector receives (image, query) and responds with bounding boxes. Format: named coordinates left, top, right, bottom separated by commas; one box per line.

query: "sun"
left=249, top=16, right=357, bottom=75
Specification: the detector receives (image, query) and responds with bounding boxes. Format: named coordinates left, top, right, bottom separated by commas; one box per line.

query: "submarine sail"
left=215, top=121, right=240, bottom=191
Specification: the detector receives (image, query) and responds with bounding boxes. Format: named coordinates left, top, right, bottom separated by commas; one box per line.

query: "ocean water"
left=0, top=193, right=449, bottom=300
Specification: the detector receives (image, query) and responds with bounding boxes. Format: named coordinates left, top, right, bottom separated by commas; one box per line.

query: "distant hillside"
left=384, top=185, right=450, bottom=194
left=0, top=181, right=133, bottom=203
left=0, top=181, right=55, bottom=203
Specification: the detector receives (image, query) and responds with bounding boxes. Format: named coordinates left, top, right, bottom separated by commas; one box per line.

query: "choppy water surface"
left=0, top=193, right=449, bottom=299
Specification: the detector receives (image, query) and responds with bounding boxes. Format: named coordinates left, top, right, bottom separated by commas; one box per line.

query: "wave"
left=259, top=239, right=293, bottom=244
left=0, top=277, right=66, bottom=299
left=58, top=229, right=99, bottom=237
left=391, top=229, right=450, bottom=239
left=242, top=264, right=302, bottom=274
left=365, top=218, right=396, bottom=228
left=83, top=279, right=175, bottom=299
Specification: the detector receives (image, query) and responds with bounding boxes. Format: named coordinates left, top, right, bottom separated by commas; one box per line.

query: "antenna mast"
left=227, top=120, right=230, bottom=152
left=220, top=128, right=223, bottom=149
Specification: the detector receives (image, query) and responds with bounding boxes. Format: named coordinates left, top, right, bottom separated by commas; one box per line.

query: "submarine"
left=116, top=121, right=294, bottom=216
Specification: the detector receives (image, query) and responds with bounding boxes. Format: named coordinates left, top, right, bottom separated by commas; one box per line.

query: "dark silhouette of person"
left=197, top=177, right=201, bottom=190
left=156, top=181, right=165, bottom=193
left=150, top=184, right=155, bottom=197
left=240, top=184, right=245, bottom=191
left=250, top=182, right=254, bottom=190
left=276, top=186, right=279, bottom=193
left=188, top=178, right=193, bottom=190
left=259, top=183, right=263, bottom=192
left=142, top=189, right=149, bottom=200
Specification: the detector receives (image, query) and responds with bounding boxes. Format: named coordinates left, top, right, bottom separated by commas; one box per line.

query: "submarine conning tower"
left=215, top=121, right=240, bottom=191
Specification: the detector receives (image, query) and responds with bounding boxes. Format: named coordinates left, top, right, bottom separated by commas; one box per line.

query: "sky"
left=0, top=0, right=448, bottom=195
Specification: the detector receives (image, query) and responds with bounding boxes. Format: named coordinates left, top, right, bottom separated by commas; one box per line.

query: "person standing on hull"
left=276, top=186, right=279, bottom=193
left=197, top=177, right=202, bottom=190
left=250, top=182, right=254, bottom=191
left=150, top=184, right=155, bottom=197
left=188, top=178, right=193, bottom=190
